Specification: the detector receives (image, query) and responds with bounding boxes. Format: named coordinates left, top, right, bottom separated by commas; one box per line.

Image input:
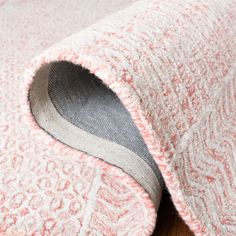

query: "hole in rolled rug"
left=29, top=61, right=163, bottom=209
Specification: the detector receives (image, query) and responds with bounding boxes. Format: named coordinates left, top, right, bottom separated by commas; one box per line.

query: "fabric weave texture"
left=1, top=0, right=236, bottom=235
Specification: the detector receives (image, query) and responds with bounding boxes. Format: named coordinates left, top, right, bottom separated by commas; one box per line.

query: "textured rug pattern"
left=23, top=0, right=236, bottom=235
left=1, top=0, right=236, bottom=235
left=0, top=1, right=157, bottom=235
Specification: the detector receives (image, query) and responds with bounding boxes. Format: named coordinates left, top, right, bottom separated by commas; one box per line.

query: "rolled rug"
left=1, top=0, right=162, bottom=235
left=1, top=0, right=236, bottom=236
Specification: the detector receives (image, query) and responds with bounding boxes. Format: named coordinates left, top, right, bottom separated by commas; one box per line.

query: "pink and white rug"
left=1, top=0, right=236, bottom=235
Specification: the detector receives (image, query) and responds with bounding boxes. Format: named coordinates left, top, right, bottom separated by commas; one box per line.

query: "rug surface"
left=1, top=0, right=236, bottom=235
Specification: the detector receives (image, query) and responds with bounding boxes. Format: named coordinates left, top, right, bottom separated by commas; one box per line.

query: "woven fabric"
left=1, top=0, right=236, bottom=235
left=47, top=61, right=161, bottom=179
left=1, top=1, right=160, bottom=235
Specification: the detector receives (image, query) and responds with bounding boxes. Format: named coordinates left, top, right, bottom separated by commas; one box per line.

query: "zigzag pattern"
left=1, top=0, right=236, bottom=235
left=23, top=0, right=235, bottom=234
left=32, top=0, right=235, bottom=234
left=175, top=72, right=236, bottom=235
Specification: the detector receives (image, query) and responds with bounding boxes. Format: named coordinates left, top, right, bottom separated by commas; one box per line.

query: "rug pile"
left=1, top=0, right=236, bottom=235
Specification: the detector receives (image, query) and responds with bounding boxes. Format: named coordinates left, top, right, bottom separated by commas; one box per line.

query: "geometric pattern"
left=1, top=0, right=236, bottom=235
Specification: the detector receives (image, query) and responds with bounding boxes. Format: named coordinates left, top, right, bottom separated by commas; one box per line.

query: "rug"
left=1, top=0, right=236, bottom=235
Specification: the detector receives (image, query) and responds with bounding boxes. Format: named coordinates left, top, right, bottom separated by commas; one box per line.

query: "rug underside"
left=30, top=61, right=163, bottom=208
left=1, top=0, right=236, bottom=235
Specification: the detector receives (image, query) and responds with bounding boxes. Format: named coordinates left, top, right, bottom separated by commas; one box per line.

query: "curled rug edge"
left=22, top=60, right=160, bottom=236
left=21, top=50, right=203, bottom=236
left=21, top=0, right=236, bottom=235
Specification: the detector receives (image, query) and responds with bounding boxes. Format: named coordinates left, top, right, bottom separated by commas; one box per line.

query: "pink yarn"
left=1, top=0, right=236, bottom=235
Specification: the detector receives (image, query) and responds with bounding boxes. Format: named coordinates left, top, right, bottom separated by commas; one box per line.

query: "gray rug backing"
left=48, top=61, right=162, bottom=181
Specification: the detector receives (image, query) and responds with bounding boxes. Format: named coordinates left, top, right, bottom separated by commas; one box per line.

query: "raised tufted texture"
left=1, top=1, right=158, bottom=235
left=1, top=0, right=236, bottom=235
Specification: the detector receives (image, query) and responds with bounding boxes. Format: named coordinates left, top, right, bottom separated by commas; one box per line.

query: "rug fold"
left=1, top=0, right=236, bottom=235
